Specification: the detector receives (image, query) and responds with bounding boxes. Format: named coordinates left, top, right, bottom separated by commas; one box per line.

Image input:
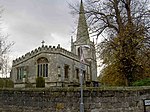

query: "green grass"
left=132, top=78, right=150, bottom=86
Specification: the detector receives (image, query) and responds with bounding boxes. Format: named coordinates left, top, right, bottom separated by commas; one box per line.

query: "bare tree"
left=85, top=0, right=150, bottom=37
left=0, top=8, right=14, bottom=78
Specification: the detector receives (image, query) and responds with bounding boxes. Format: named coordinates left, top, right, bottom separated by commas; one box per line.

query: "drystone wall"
left=0, top=87, right=150, bottom=112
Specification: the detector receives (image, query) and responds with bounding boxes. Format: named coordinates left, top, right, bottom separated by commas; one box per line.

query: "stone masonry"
left=0, top=87, right=150, bottom=112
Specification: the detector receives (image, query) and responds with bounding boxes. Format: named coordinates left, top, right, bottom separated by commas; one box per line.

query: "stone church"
left=11, top=0, right=97, bottom=88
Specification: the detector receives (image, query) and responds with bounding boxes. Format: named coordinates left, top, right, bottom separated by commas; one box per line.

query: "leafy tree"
left=98, top=64, right=126, bottom=86
left=84, top=0, right=150, bottom=86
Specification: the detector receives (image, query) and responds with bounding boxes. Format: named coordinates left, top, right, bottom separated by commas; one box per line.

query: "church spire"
left=76, top=0, right=90, bottom=44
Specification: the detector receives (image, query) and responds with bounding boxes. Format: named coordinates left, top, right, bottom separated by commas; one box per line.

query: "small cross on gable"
left=41, top=40, right=45, bottom=46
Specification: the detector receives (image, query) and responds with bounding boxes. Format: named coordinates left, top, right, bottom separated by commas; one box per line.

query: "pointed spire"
left=76, top=0, right=90, bottom=44
left=79, top=0, right=83, bottom=14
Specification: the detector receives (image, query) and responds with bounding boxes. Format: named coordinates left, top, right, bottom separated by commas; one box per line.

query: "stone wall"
left=0, top=87, right=150, bottom=112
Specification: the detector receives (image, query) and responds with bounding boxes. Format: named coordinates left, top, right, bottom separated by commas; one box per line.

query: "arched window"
left=78, top=47, right=81, bottom=58
left=37, top=57, right=48, bottom=77
left=76, top=68, right=79, bottom=80
left=64, top=64, right=69, bottom=79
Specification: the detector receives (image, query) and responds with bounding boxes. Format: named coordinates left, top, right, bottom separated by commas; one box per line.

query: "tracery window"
left=37, top=57, right=48, bottom=77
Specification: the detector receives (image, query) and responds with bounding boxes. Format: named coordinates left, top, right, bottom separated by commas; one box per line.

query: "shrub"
left=36, top=77, right=45, bottom=88
left=0, top=78, right=5, bottom=88
left=132, top=78, right=150, bottom=86
left=5, top=79, right=14, bottom=88
left=0, top=78, right=14, bottom=88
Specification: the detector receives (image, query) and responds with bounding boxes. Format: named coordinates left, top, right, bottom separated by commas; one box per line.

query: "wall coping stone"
left=0, top=86, right=150, bottom=92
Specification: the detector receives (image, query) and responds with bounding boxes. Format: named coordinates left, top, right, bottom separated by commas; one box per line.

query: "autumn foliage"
left=84, top=0, right=150, bottom=86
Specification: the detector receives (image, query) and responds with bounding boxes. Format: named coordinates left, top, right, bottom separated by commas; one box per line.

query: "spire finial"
left=79, top=0, right=84, bottom=14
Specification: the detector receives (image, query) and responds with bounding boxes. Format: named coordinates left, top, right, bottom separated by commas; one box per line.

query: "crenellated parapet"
left=13, top=44, right=79, bottom=66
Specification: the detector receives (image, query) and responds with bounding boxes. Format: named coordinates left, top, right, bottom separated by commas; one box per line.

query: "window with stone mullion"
left=17, top=68, right=20, bottom=80
left=20, top=68, right=23, bottom=79
left=17, top=67, right=24, bottom=80
left=37, top=63, right=48, bottom=77
left=43, top=64, right=46, bottom=77
left=37, top=57, right=48, bottom=77
left=45, top=64, right=48, bottom=77
left=37, top=65, right=40, bottom=77
left=40, top=64, right=42, bottom=77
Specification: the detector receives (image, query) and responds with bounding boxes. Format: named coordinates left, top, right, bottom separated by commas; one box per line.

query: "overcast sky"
left=0, top=0, right=78, bottom=60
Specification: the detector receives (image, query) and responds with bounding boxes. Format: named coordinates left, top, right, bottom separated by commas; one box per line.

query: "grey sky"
left=0, top=0, right=77, bottom=59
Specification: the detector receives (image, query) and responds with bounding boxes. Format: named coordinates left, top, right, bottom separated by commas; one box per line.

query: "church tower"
left=71, top=0, right=97, bottom=81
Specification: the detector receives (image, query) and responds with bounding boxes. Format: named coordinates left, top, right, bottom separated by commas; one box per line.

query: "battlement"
left=13, top=44, right=79, bottom=65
